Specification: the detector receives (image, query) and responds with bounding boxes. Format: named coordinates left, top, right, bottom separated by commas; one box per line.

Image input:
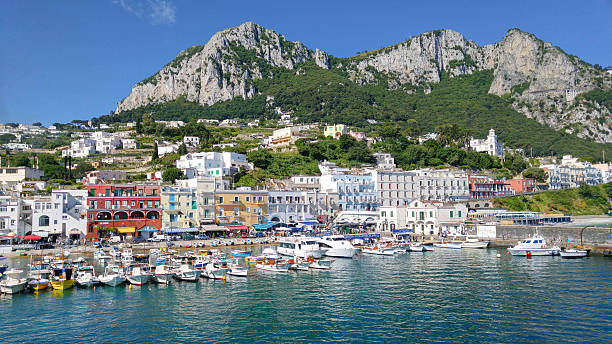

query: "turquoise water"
left=1, top=248, right=611, bottom=343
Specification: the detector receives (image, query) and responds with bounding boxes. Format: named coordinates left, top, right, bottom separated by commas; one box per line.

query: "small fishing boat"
left=126, top=264, right=151, bottom=286
left=98, top=266, right=127, bottom=287
left=75, top=265, right=99, bottom=288
left=202, top=261, right=230, bottom=280
left=560, top=249, right=588, bottom=259
left=362, top=245, right=396, bottom=256
left=94, top=249, right=112, bottom=262
left=507, top=234, right=561, bottom=256
left=28, top=276, right=50, bottom=291
left=173, top=264, right=201, bottom=282
left=0, top=269, right=27, bottom=294
left=152, top=265, right=174, bottom=284
left=227, top=262, right=249, bottom=277
left=310, top=259, right=332, bottom=270
left=461, top=237, right=489, bottom=249
left=49, top=267, right=75, bottom=290
left=408, top=244, right=425, bottom=252
left=433, top=242, right=462, bottom=249
left=256, top=258, right=290, bottom=273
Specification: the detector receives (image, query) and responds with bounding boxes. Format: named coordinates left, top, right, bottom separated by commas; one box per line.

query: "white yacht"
left=315, top=235, right=359, bottom=258
left=277, top=237, right=325, bottom=259
left=560, top=249, right=588, bottom=259
left=461, top=237, right=489, bottom=249
left=0, top=269, right=27, bottom=294
left=507, top=234, right=561, bottom=256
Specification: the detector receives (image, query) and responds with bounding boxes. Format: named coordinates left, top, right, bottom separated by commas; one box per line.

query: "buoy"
left=129, top=284, right=132, bottom=290
left=497, top=253, right=501, bottom=258
left=93, top=286, right=96, bottom=291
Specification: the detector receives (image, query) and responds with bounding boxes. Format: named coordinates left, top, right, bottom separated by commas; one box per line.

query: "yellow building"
left=324, top=124, right=346, bottom=139
left=161, top=187, right=199, bottom=230
left=215, top=189, right=268, bottom=226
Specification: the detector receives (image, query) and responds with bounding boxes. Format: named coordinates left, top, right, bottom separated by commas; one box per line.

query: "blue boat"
left=231, top=250, right=251, bottom=258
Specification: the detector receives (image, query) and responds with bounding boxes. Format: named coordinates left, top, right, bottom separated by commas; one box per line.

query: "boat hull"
left=127, top=274, right=151, bottom=286
left=227, top=268, right=248, bottom=277
left=322, top=248, right=358, bottom=258
left=434, top=243, right=462, bottom=249
left=461, top=242, right=489, bottom=249
left=76, top=278, right=99, bottom=288
left=0, top=281, right=27, bottom=294
left=560, top=250, right=587, bottom=259
left=153, top=273, right=174, bottom=284
left=99, top=275, right=126, bottom=287
left=174, top=271, right=201, bottom=282
left=507, top=248, right=559, bottom=256
left=50, top=279, right=75, bottom=290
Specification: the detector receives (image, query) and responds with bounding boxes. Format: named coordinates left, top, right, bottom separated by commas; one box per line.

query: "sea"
left=0, top=247, right=610, bottom=343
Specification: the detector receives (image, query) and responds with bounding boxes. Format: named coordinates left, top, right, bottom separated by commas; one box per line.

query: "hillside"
left=494, top=183, right=612, bottom=215
left=110, top=22, right=612, bottom=144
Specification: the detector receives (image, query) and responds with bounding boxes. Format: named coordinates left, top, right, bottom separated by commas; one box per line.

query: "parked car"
left=148, top=234, right=169, bottom=242
left=109, top=236, right=122, bottom=244
left=132, top=237, right=145, bottom=243
left=195, top=234, right=209, bottom=240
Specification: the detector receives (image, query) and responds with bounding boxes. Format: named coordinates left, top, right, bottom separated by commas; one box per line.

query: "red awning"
left=23, top=234, right=42, bottom=241
left=226, top=225, right=248, bottom=231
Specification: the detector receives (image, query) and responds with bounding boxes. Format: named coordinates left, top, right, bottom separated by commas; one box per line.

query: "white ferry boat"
left=315, top=235, right=359, bottom=258
left=277, top=237, right=325, bottom=259
left=507, top=234, right=561, bottom=256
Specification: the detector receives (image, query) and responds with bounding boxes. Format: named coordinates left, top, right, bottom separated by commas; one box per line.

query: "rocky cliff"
left=115, top=23, right=611, bottom=142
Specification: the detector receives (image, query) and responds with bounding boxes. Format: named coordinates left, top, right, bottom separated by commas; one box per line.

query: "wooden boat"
left=310, top=259, right=332, bottom=270
left=560, top=249, right=588, bottom=259
left=126, top=264, right=151, bottom=286
left=256, top=258, right=290, bottom=273
left=98, top=266, right=127, bottom=287
left=362, top=245, right=395, bottom=256
left=173, top=264, right=201, bottom=282
left=153, top=265, right=174, bottom=284
left=50, top=267, right=75, bottom=290
left=434, top=242, right=462, bottom=249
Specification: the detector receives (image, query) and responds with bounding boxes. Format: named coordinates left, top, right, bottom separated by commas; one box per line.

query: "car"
left=195, top=234, right=209, bottom=240
left=149, top=234, right=169, bottom=242
left=109, top=236, right=121, bottom=244
left=132, top=237, right=145, bottom=243
left=93, top=241, right=102, bottom=248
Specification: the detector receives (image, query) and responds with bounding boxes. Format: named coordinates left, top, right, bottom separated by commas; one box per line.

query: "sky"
left=1, top=0, right=611, bottom=125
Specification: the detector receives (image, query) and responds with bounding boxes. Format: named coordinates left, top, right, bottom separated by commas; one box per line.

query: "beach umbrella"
left=7, top=232, right=16, bottom=237
left=24, top=234, right=42, bottom=241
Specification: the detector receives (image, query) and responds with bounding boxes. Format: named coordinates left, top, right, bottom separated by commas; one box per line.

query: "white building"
left=377, top=206, right=406, bottom=232
left=469, top=129, right=505, bottom=158
left=183, top=136, right=200, bottom=147
left=82, top=170, right=127, bottom=185
left=2, top=143, right=32, bottom=151
left=220, top=119, right=238, bottom=127
left=0, top=166, right=45, bottom=186
left=62, top=138, right=96, bottom=158
left=198, top=119, right=219, bottom=125
left=371, top=169, right=469, bottom=207
left=121, top=138, right=139, bottom=149
left=176, top=152, right=249, bottom=177
left=157, top=142, right=180, bottom=157
left=542, top=155, right=604, bottom=189
left=268, top=127, right=303, bottom=147
left=373, top=153, right=395, bottom=170
left=29, top=190, right=88, bottom=239
left=404, top=200, right=468, bottom=236
left=95, top=136, right=122, bottom=154
left=159, top=120, right=185, bottom=128
left=0, top=197, right=30, bottom=237
left=267, top=190, right=316, bottom=223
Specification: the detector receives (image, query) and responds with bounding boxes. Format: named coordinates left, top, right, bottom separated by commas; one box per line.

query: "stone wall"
left=495, top=225, right=612, bottom=247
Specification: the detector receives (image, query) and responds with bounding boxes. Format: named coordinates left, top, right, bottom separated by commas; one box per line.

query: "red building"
left=86, top=184, right=161, bottom=239
left=468, top=175, right=515, bottom=200
left=506, top=178, right=536, bottom=194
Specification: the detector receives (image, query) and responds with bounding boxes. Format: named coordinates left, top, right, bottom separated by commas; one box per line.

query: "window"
left=234, top=196, right=239, bottom=202
left=169, top=194, right=175, bottom=201
left=450, top=211, right=454, bottom=218
left=381, top=211, right=386, bottom=217
left=131, top=201, right=135, bottom=207
left=219, top=196, right=224, bottom=204
left=390, top=211, right=394, bottom=217
left=39, top=215, right=50, bottom=227
left=458, top=211, right=462, bottom=217
left=234, top=207, right=239, bottom=216
left=429, top=211, right=433, bottom=218
left=246, top=196, right=250, bottom=202
left=147, top=201, right=153, bottom=208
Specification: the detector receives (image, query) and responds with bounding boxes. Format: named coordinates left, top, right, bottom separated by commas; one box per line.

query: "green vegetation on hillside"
left=494, top=183, right=612, bottom=215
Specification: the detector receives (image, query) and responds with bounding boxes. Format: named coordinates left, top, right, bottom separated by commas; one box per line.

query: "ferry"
left=277, top=237, right=325, bottom=258
left=507, top=234, right=561, bottom=256
left=315, top=235, right=359, bottom=258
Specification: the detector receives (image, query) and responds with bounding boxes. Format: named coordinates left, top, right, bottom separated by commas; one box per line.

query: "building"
left=593, top=163, right=612, bottom=183
left=468, top=175, right=515, bottom=199
left=177, top=176, right=230, bottom=225
left=324, top=124, right=346, bottom=139
left=157, top=142, right=180, bottom=157
left=372, top=169, right=469, bottom=207
left=377, top=206, right=406, bottom=232
left=2, top=143, right=32, bottom=151
left=349, top=131, right=366, bottom=141
left=268, top=190, right=316, bottom=223
left=404, top=200, right=467, bottom=236
left=86, top=184, right=161, bottom=239
left=183, top=136, right=200, bottom=147
left=215, top=189, right=268, bottom=226
left=176, top=151, right=249, bottom=177
left=82, top=170, right=127, bottom=185
left=198, top=119, right=219, bottom=125
left=469, top=129, right=505, bottom=158
left=29, top=190, right=87, bottom=240
left=320, top=173, right=377, bottom=211
left=541, top=155, right=604, bottom=189
left=0, top=166, right=45, bottom=186
left=373, top=153, right=396, bottom=170
left=506, top=178, right=536, bottom=194
left=62, top=138, right=96, bottom=158
left=305, top=190, right=339, bottom=221
left=0, top=197, right=30, bottom=237
left=288, top=175, right=321, bottom=191
left=268, top=127, right=302, bottom=147
left=121, top=138, right=139, bottom=149
left=161, top=187, right=199, bottom=231
left=220, top=119, right=238, bottom=127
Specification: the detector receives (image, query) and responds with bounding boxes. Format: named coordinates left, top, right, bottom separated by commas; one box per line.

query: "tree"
left=523, top=167, right=547, bottom=182
left=162, top=167, right=185, bottom=183
left=73, top=162, right=95, bottom=179
left=0, top=133, right=16, bottom=144
left=32, top=122, right=42, bottom=127
left=177, top=143, right=188, bottom=155
left=247, top=149, right=273, bottom=169
left=152, top=142, right=159, bottom=160
left=11, top=154, right=30, bottom=167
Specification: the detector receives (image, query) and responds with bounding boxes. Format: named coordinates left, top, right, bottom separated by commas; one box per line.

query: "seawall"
left=492, top=225, right=612, bottom=253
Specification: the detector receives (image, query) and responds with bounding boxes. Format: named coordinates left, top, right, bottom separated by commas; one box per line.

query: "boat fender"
left=541, top=245, right=544, bottom=248
left=526, top=250, right=531, bottom=256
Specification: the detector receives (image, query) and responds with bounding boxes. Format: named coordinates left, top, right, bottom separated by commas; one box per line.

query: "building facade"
left=404, top=200, right=467, bottom=236
left=468, top=175, right=515, bottom=199
left=0, top=166, right=45, bottom=186
left=506, top=178, right=536, bottom=194
left=469, top=129, right=505, bottom=158
left=161, top=187, right=199, bottom=230
left=268, top=190, right=316, bottom=223
left=176, top=152, right=249, bottom=177
left=323, top=124, right=346, bottom=139
left=29, top=190, right=87, bottom=239
left=320, top=173, right=377, bottom=211
left=215, top=189, right=268, bottom=226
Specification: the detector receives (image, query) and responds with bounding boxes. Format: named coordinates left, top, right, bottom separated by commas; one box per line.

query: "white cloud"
left=112, top=0, right=175, bottom=25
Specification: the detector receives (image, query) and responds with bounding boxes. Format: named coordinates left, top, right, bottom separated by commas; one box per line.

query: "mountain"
left=112, top=22, right=611, bottom=145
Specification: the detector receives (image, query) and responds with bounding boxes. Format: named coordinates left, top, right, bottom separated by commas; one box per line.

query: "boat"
left=0, top=269, right=27, bottom=294
left=54, top=251, right=71, bottom=260
left=173, top=264, right=201, bottom=282
left=231, top=250, right=251, bottom=258
left=315, top=235, right=359, bottom=258
left=256, top=258, right=290, bottom=273
left=152, top=265, right=174, bottom=284
left=434, top=242, right=462, bottom=249
left=362, top=245, right=396, bottom=256
left=227, top=259, right=249, bottom=277
left=27, top=276, right=50, bottom=291
left=49, top=267, right=75, bottom=290
left=75, top=265, right=99, bottom=288
left=98, top=266, right=127, bottom=287
left=245, top=255, right=266, bottom=264
left=408, top=244, right=425, bottom=252
left=94, top=249, right=112, bottom=262
left=290, top=258, right=311, bottom=271
left=461, top=237, right=489, bottom=249
left=507, top=234, right=561, bottom=256
left=202, top=261, right=230, bottom=280
left=560, top=249, right=588, bottom=259
left=310, top=259, right=332, bottom=270
left=277, top=237, right=325, bottom=258
left=126, top=264, right=151, bottom=286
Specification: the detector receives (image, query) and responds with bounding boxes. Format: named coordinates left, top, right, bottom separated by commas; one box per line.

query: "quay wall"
left=492, top=225, right=612, bottom=251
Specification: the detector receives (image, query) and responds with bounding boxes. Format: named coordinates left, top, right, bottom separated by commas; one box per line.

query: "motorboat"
left=49, top=267, right=75, bottom=290
left=231, top=250, right=251, bottom=258
left=94, top=249, right=112, bottom=262
left=121, top=249, right=134, bottom=265
left=408, top=244, right=425, bottom=252
left=173, top=264, right=201, bottom=282
left=461, top=237, right=489, bottom=249
left=560, top=249, right=588, bottom=259
left=75, top=265, right=100, bottom=288
left=277, top=237, right=325, bottom=259
left=27, top=276, right=50, bottom=291
left=202, top=261, right=230, bottom=280
left=256, top=258, right=290, bottom=273
left=310, top=259, right=332, bottom=270
left=227, top=259, right=249, bottom=277
left=434, top=242, right=462, bottom=249
left=315, top=235, right=359, bottom=258
left=152, top=265, right=174, bottom=284
left=289, top=258, right=311, bottom=271
left=126, top=264, right=151, bottom=286
left=98, top=266, right=127, bottom=287
left=362, top=245, right=396, bottom=256
left=0, top=269, right=27, bottom=294
left=507, top=234, right=561, bottom=256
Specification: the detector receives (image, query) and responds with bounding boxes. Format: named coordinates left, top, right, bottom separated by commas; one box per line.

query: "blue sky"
left=1, top=0, right=611, bottom=125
